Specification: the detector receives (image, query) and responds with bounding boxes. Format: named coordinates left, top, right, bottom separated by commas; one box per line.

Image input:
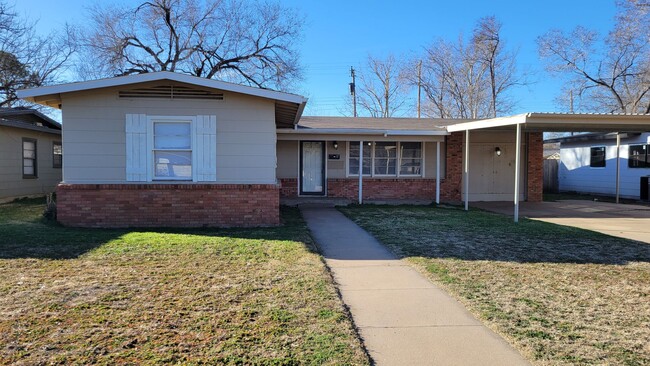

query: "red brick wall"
left=527, top=132, right=544, bottom=202
left=56, top=183, right=280, bottom=228
left=279, top=178, right=298, bottom=198
left=327, top=178, right=438, bottom=200
left=441, top=132, right=464, bottom=202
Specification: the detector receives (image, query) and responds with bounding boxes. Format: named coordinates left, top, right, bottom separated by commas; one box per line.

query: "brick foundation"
left=527, top=132, right=544, bottom=202
left=279, top=178, right=298, bottom=198
left=327, top=178, right=439, bottom=200
left=56, top=183, right=280, bottom=228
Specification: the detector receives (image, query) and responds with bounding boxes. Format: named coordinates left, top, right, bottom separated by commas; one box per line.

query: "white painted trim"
left=436, top=141, right=441, bottom=204
left=18, top=71, right=307, bottom=104
left=147, top=115, right=197, bottom=182
left=514, top=123, right=522, bottom=223
left=464, top=130, right=470, bottom=211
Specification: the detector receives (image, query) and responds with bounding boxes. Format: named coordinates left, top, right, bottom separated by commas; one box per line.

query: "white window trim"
left=147, top=115, right=197, bottom=181
left=346, top=140, right=425, bottom=178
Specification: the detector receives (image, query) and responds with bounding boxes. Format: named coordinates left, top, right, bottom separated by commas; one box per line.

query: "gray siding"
left=61, top=81, right=277, bottom=184
left=465, top=131, right=525, bottom=201
left=0, top=126, right=62, bottom=200
left=559, top=133, right=650, bottom=198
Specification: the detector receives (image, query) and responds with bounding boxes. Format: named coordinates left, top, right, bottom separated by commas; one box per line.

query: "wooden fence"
left=543, top=158, right=559, bottom=193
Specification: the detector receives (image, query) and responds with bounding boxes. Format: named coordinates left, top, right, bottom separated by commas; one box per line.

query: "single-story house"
left=547, top=132, right=650, bottom=199
left=0, top=107, right=62, bottom=202
left=16, top=72, right=650, bottom=227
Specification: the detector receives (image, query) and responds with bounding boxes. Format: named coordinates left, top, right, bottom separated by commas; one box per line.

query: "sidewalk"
left=300, top=206, right=530, bottom=366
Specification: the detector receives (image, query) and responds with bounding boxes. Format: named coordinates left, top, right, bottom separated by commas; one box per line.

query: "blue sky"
left=15, top=0, right=618, bottom=117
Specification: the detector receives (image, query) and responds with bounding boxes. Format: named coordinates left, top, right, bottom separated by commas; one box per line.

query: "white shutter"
left=125, top=114, right=148, bottom=181
left=194, top=115, right=217, bottom=182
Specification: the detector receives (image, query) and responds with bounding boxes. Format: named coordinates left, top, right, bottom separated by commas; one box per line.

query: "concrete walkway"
left=300, top=206, right=529, bottom=366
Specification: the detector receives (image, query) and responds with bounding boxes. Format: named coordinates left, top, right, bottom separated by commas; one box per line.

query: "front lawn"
left=0, top=199, right=369, bottom=365
left=340, top=205, right=650, bottom=366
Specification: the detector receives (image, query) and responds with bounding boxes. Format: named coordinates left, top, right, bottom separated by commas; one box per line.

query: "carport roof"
left=445, top=112, right=650, bottom=133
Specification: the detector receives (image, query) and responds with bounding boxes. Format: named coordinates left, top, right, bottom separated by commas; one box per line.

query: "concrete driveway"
left=473, top=200, right=650, bottom=244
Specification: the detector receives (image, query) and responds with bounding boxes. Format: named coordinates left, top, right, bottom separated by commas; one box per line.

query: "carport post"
left=464, top=129, right=470, bottom=211
left=436, top=141, right=441, bottom=204
left=514, top=123, right=522, bottom=223
left=616, top=133, right=621, bottom=204
left=359, top=141, right=363, bottom=204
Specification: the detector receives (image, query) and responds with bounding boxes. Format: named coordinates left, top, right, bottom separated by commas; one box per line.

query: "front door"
left=301, top=141, right=325, bottom=195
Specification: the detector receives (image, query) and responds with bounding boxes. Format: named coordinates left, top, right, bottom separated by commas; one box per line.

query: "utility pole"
left=350, top=67, right=357, bottom=117
left=417, top=60, right=422, bottom=118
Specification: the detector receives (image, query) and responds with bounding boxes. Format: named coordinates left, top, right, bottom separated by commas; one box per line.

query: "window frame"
left=398, top=142, right=424, bottom=176
left=347, top=140, right=425, bottom=178
left=22, top=137, right=38, bottom=179
left=589, top=146, right=606, bottom=168
left=628, top=144, right=649, bottom=169
left=52, top=141, right=62, bottom=169
left=147, top=116, right=196, bottom=181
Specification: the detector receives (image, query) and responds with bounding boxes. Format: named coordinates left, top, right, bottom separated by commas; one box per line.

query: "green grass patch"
left=340, top=204, right=650, bottom=366
left=0, top=198, right=369, bottom=365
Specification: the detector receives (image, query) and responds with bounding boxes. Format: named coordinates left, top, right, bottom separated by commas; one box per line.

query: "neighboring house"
left=0, top=107, right=62, bottom=202
left=16, top=72, right=650, bottom=227
left=548, top=132, right=650, bottom=199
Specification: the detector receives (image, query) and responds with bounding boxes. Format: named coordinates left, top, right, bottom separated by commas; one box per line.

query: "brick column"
left=440, top=132, right=464, bottom=202
left=526, top=132, right=543, bottom=202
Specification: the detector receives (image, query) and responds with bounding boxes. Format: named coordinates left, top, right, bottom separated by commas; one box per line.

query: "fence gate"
left=543, top=158, right=559, bottom=193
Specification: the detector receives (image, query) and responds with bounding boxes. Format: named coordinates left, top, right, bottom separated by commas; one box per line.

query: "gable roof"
left=16, top=71, right=308, bottom=128
left=0, top=107, right=61, bottom=135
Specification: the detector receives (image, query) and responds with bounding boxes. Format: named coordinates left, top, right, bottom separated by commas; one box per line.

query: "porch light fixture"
left=495, top=147, right=502, bottom=156
left=333, top=141, right=339, bottom=150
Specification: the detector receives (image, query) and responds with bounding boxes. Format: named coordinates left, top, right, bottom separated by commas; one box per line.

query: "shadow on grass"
left=337, top=204, right=650, bottom=265
left=0, top=198, right=314, bottom=260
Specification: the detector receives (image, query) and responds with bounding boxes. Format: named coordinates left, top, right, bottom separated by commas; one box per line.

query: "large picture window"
left=22, top=138, right=37, bottom=178
left=348, top=141, right=372, bottom=175
left=374, top=142, right=397, bottom=175
left=400, top=142, right=422, bottom=175
left=629, top=144, right=649, bottom=168
left=590, top=146, right=606, bottom=168
left=348, top=141, right=423, bottom=177
left=153, top=121, right=192, bottom=180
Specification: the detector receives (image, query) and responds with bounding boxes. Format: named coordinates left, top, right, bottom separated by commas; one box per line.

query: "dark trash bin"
left=641, top=176, right=650, bottom=201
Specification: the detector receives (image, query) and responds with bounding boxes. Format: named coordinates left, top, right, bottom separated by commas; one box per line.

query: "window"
left=629, top=144, right=649, bottom=168
left=53, top=141, right=62, bottom=168
left=590, top=146, right=606, bottom=168
left=22, top=138, right=37, bottom=178
left=374, top=142, right=397, bottom=175
left=349, top=141, right=372, bottom=175
left=400, top=142, right=422, bottom=175
left=348, top=141, right=424, bottom=177
left=153, top=121, right=192, bottom=180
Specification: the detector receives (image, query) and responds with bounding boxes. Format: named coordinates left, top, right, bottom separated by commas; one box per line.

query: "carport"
left=446, top=113, right=650, bottom=222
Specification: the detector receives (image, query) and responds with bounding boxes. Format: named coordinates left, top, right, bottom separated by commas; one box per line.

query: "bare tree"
left=538, top=0, right=650, bottom=113
left=417, top=16, right=521, bottom=119
left=80, top=0, right=303, bottom=90
left=0, top=2, right=76, bottom=107
left=355, top=54, right=410, bottom=118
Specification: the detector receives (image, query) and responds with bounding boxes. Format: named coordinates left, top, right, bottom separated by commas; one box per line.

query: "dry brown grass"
left=340, top=205, right=650, bottom=366
left=0, top=199, right=369, bottom=365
